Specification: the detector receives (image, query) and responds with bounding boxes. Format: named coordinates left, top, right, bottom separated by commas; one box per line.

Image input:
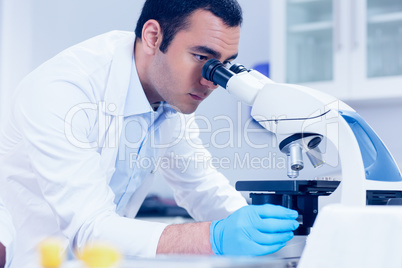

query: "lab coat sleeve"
left=0, top=197, right=15, bottom=268
left=15, top=80, right=166, bottom=257
left=158, top=115, right=248, bottom=221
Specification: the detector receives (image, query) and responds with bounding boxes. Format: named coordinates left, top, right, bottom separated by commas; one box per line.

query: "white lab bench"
left=63, top=255, right=298, bottom=268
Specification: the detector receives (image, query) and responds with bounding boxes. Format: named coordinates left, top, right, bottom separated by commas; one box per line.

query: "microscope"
left=202, top=59, right=402, bottom=261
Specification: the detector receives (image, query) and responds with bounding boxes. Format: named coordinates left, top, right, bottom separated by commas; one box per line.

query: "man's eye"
left=194, top=54, right=208, bottom=61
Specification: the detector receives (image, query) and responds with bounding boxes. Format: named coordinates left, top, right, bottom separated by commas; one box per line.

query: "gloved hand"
left=210, top=204, right=299, bottom=256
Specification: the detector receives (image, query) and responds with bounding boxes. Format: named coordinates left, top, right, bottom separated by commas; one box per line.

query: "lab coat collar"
left=103, top=34, right=135, bottom=116
left=123, top=43, right=178, bottom=118
left=102, top=34, right=177, bottom=119
left=123, top=53, right=154, bottom=116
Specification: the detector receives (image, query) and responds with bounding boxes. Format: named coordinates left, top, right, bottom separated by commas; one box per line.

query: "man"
left=0, top=0, right=298, bottom=266
left=0, top=197, right=15, bottom=268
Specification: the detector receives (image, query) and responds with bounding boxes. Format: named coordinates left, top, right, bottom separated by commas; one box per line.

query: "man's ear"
left=141, top=19, right=162, bottom=55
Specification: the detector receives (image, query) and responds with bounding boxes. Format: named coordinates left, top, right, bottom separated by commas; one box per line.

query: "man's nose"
left=200, top=77, right=219, bottom=90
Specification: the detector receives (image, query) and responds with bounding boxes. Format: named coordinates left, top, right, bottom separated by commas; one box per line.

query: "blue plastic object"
left=340, top=110, right=402, bottom=182
left=252, top=62, right=270, bottom=78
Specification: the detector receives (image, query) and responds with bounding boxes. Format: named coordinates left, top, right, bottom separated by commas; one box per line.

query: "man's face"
left=146, top=10, right=241, bottom=114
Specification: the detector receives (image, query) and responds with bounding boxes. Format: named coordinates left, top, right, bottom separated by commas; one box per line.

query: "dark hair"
left=135, top=0, right=242, bottom=53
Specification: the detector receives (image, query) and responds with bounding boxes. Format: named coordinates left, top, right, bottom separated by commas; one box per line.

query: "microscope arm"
left=202, top=59, right=402, bottom=206
left=246, top=81, right=368, bottom=205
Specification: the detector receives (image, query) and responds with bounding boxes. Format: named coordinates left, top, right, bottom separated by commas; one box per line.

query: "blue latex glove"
left=210, top=204, right=299, bottom=256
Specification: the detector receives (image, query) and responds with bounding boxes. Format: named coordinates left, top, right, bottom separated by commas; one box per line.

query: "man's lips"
left=189, top=93, right=205, bottom=101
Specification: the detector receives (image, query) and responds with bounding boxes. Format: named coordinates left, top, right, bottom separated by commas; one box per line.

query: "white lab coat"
left=0, top=31, right=247, bottom=267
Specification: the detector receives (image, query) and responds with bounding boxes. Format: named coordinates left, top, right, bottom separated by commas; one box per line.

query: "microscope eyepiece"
left=202, top=59, right=235, bottom=89
left=229, top=63, right=248, bottom=74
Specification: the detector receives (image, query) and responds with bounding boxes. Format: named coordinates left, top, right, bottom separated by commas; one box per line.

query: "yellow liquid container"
left=39, top=239, right=120, bottom=268
left=79, top=243, right=121, bottom=268
left=39, top=238, right=65, bottom=268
